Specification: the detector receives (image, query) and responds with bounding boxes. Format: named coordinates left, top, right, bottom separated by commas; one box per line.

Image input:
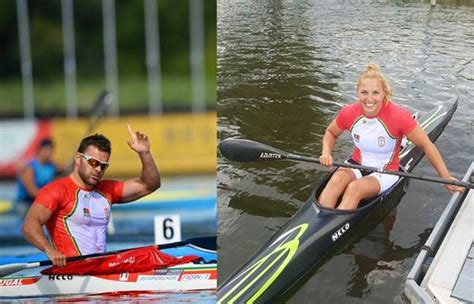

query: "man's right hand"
left=45, top=247, right=67, bottom=267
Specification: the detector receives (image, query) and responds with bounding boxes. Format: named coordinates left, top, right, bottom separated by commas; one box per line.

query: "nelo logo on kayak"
left=332, top=223, right=350, bottom=242
left=48, top=275, right=73, bottom=281
left=0, top=279, right=23, bottom=286
left=258, top=152, right=281, bottom=159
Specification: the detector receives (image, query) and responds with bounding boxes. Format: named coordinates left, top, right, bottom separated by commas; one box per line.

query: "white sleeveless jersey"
left=335, top=101, right=417, bottom=171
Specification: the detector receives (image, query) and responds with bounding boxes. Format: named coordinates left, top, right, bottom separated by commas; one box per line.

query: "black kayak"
left=218, top=97, right=458, bottom=304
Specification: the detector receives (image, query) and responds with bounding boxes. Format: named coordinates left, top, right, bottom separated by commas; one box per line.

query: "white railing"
left=15, top=0, right=207, bottom=119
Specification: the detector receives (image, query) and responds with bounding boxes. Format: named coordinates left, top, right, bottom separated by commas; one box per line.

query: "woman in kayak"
left=318, top=64, right=464, bottom=210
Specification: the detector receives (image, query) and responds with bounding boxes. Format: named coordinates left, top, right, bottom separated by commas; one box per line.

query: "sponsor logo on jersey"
left=83, top=207, right=90, bottom=217
left=353, top=134, right=360, bottom=142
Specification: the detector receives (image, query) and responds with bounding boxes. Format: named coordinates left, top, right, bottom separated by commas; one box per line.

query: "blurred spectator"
left=15, top=139, right=62, bottom=213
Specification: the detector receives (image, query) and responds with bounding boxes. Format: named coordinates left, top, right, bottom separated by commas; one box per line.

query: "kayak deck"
left=0, top=242, right=217, bottom=266
left=0, top=262, right=217, bottom=298
left=0, top=238, right=218, bottom=298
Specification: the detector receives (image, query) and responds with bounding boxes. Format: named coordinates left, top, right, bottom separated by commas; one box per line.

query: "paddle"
left=84, top=90, right=114, bottom=136
left=0, top=236, right=215, bottom=277
left=218, top=138, right=474, bottom=189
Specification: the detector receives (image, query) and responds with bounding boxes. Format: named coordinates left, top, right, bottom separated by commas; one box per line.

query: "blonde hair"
left=357, top=64, right=392, bottom=102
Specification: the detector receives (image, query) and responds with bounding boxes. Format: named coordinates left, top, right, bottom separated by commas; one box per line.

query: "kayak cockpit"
left=312, top=165, right=405, bottom=211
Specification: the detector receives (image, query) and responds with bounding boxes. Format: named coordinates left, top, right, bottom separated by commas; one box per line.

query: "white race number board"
left=154, top=215, right=182, bottom=244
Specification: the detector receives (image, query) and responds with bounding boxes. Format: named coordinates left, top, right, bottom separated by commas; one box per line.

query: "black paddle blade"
left=218, top=138, right=289, bottom=162
left=188, top=236, right=217, bottom=251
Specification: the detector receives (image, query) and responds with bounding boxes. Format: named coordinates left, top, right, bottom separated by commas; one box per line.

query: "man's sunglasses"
left=79, top=153, right=109, bottom=170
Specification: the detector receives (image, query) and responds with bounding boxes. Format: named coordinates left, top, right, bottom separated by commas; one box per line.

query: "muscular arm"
left=407, top=125, right=464, bottom=192
left=120, top=125, right=161, bottom=203
left=407, top=126, right=450, bottom=177
left=121, top=151, right=161, bottom=202
left=320, top=120, right=344, bottom=166
left=22, top=203, right=66, bottom=266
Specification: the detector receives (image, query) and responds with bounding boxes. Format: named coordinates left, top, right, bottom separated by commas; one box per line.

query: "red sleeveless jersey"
left=34, top=176, right=123, bottom=257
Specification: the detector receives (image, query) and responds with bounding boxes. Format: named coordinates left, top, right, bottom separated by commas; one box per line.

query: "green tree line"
left=0, top=0, right=216, bottom=81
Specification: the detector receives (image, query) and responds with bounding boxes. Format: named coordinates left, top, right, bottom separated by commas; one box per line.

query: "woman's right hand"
left=319, top=154, right=333, bottom=167
left=45, top=247, right=67, bottom=267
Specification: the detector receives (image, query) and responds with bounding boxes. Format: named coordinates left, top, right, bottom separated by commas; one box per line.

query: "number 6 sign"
left=154, top=215, right=182, bottom=244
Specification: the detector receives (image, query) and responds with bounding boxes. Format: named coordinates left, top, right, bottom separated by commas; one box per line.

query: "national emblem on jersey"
left=104, top=207, right=111, bottom=220
left=377, top=136, right=385, bottom=147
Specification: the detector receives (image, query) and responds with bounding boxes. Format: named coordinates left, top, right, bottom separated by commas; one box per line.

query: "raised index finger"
left=127, top=124, right=137, bottom=139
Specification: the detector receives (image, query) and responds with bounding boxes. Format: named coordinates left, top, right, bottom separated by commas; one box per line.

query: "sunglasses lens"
left=87, top=159, right=99, bottom=168
left=86, top=158, right=108, bottom=170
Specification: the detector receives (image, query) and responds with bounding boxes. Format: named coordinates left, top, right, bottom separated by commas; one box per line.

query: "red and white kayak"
left=0, top=237, right=217, bottom=298
left=0, top=263, right=216, bottom=297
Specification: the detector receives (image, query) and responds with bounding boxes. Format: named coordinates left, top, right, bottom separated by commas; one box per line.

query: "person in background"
left=22, top=126, right=161, bottom=266
left=15, top=138, right=62, bottom=214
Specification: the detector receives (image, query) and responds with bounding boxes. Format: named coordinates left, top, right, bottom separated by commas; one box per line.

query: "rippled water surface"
left=217, top=1, right=473, bottom=303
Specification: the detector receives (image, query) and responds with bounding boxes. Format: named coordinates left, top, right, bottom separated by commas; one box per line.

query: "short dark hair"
left=77, top=134, right=111, bottom=154
left=39, top=138, right=54, bottom=149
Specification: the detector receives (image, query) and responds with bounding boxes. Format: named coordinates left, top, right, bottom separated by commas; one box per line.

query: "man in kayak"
left=318, top=64, right=464, bottom=210
left=22, top=125, right=161, bottom=266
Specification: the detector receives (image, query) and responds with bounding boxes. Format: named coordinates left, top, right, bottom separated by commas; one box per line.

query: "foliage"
left=0, top=76, right=216, bottom=117
left=0, top=0, right=216, bottom=80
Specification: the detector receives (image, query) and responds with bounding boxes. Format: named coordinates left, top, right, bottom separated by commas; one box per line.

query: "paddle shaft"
left=0, top=237, right=214, bottom=277
left=288, top=153, right=473, bottom=189
left=218, top=138, right=473, bottom=189
left=39, top=237, right=207, bottom=266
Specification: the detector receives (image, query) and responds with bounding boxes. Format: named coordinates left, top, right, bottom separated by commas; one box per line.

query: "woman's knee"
left=345, top=178, right=379, bottom=199
left=345, top=181, right=362, bottom=197
left=328, top=170, right=353, bottom=187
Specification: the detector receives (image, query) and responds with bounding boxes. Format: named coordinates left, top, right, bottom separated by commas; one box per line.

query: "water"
left=0, top=291, right=216, bottom=304
left=217, top=0, right=474, bottom=303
